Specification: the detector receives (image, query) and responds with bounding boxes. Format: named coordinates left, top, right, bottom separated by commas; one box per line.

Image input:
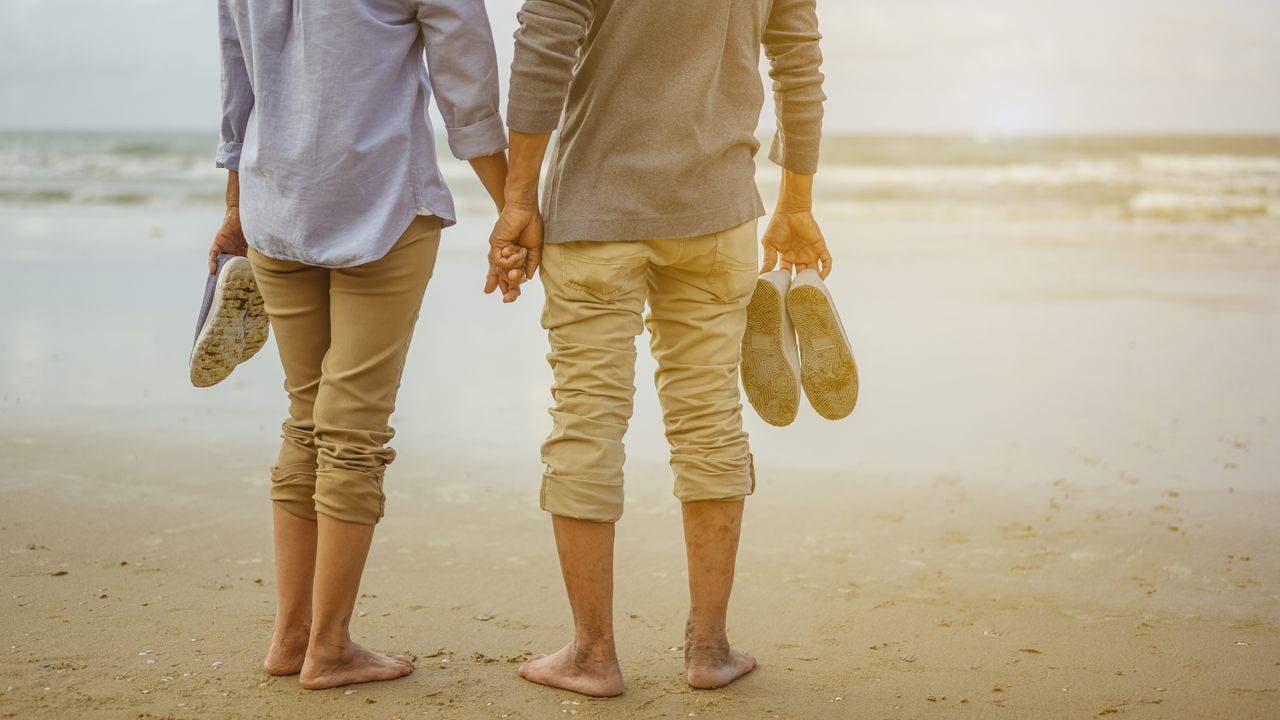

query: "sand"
left=2, top=211, right=1279, bottom=719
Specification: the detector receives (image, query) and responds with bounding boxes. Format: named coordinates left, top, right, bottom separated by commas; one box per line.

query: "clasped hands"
left=485, top=200, right=543, bottom=303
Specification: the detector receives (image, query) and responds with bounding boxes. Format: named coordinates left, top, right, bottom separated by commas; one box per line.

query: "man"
left=209, top=0, right=509, bottom=689
left=488, top=0, right=832, bottom=697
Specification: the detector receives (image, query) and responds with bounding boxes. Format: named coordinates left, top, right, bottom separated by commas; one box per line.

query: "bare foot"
left=685, top=638, right=756, bottom=689
left=263, top=625, right=310, bottom=676
left=517, top=642, right=624, bottom=697
left=299, top=640, right=414, bottom=690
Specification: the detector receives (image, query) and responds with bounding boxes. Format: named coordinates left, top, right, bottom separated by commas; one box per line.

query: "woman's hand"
left=208, top=171, right=248, bottom=274
left=209, top=205, right=248, bottom=274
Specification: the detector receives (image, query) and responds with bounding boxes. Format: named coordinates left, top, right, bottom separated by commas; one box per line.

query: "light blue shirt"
left=217, top=0, right=507, bottom=267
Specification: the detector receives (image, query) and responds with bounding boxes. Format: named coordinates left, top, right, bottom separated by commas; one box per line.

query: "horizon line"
left=2, top=127, right=1280, bottom=141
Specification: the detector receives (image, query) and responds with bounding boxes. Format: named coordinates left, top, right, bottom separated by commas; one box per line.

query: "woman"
left=207, top=0, right=511, bottom=689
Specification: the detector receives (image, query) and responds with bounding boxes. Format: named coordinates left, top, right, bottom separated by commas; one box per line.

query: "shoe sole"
left=788, top=284, right=858, bottom=420
left=189, top=265, right=269, bottom=388
left=741, top=278, right=801, bottom=427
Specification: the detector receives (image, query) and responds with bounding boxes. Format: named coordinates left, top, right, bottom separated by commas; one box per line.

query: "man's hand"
left=760, top=168, right=831, bottom=278
left=209, top=205, right=248, bottom=274
left=486, top=129, right=551, bottom=302
left=486, top=201, right=544, bottom=303
left=760, top=208, right=831, bottom=278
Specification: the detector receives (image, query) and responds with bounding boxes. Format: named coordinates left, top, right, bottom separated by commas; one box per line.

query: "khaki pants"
left=540, top=220, right=760, bottom=523
left=247, top=216, right=441, bottom=525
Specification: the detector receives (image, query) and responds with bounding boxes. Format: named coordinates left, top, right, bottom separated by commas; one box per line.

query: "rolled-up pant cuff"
left=313, top=467, right=386, bottom=526
left=540, top=472, right=625, bottom=523
left=270, top=463, right=318, bottom=521
left=673, top=453, right=756, bottom=503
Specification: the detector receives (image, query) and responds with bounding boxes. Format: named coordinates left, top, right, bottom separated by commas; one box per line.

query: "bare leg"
left=517, top=515, right=624, bottom=697
left=683, top=499, right=756, bottom=689
left=298, top=514, right=414, bottom=690
left=263, top=505, right=317, bottom=675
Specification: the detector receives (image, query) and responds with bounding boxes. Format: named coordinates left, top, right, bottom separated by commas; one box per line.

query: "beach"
left=2, top=134, right=1279, bottom=718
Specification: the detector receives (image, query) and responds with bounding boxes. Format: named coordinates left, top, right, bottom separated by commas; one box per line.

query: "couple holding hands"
left=193, top=0, right=846, bottom=698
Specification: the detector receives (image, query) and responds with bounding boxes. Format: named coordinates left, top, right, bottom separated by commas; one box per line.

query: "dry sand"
left=2, top=216, right=1279, bottom=719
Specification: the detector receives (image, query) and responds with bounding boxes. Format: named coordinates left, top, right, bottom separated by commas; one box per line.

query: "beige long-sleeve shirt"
left=508, top=0, right=825, bottom=244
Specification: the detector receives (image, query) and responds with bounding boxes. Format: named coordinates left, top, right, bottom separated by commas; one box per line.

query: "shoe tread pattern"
left=189, top=269, right=268, bottom=388
left=788, top=284, right=858, bottom=420
left=740, top=278, right=800, bottom=427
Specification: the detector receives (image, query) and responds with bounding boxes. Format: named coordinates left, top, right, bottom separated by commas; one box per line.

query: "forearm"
left=507, top=0, right=593, bottom=133
left=468, top=152, right=509, bottom=211
left=225, top=170, right=240, bottom=210
left=503, top=130, right=552, bottom=206
left=764, top=0, right=825, bottom=175
left=776, top=169, right=813, bottom=213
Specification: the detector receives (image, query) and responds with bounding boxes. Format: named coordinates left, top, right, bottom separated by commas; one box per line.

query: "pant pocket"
left=709, top=223, right=760, bottom=303
left=557, top=242, right=648, bottom=303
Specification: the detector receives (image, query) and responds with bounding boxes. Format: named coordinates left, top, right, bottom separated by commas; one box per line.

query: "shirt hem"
left=245, top=208, right=454, bottom=268
left=543, top=195, right=765, bottom=244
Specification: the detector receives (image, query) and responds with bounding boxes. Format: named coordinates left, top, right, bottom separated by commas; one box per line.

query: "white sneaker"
left=788, top=269, right=858, bottom=420
left=189, top=254, right=269, bottom=388
left=741, top=271, right=802, bottom=426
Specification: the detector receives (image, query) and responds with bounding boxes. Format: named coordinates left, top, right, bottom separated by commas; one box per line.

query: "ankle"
left=272, top=616, right=312, bottom=637
left=684, top=618, right=728, bottom=647
left=305, top=631, right=352, bottom=659
left=571, top=636, right=617, bottom=656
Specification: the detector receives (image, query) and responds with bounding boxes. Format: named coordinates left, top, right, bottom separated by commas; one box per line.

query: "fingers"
left=484, top=264, right=499, bottom=294
left=486, top=235, right=544, bottom=304
left=496, top=248, right=526, bottom=271
left=208, top=249, right=218, bottom=275
left=819, top=249, right=833, bottom=279
left=760, top=244, right=778, bottom=275
left=525, top=246, right=542, bottom=280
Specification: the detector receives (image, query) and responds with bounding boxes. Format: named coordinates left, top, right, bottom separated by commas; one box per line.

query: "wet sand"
left=2, top=209, right=1279, bottom=718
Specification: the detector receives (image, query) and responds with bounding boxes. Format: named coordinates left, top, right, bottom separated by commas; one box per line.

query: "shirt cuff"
left=506, top=102, right=564, bottom=135
left=216, top=139, right=243, bottom=171
left=769, top=132, right=820, bottom=175
left=446, top=113, right=508, bottom=160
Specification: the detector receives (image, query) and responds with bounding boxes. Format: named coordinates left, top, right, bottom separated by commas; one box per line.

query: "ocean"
left=1, top=131, right=1278, bottom=226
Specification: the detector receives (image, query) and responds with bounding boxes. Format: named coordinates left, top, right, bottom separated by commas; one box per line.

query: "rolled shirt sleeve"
left=216, top=0, right=253, bottom=171
left=763, top=0, right=826, bottom=175
left=417, top=0, right=508, bottom=160
left=507, top=0, right=594, bottom=134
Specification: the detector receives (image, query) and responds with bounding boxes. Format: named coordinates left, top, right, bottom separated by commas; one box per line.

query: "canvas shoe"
left=189, top=253, right=269, bottom=388
left=741, top=271, right=803, bottom=426
left=787, top=269, right=858, bottom=420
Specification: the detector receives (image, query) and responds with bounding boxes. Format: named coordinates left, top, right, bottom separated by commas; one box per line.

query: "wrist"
left=503, top=180, right=539, bottom=209
left=775, top=200, right=812, bottom=214
left=776, top=169, right=814, bottom=213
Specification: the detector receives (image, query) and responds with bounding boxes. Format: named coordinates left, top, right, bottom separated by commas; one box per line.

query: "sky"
left=1, top=0, right=1277, bottom=135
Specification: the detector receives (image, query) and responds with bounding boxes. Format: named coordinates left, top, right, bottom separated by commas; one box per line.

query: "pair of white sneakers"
left=740, top=269, right=858, bottom=426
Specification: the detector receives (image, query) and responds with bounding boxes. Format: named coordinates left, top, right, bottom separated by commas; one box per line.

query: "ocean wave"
left=2, top=133, right=1278, bottom=223
left=1129, top=191, right=1280, bottom=221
